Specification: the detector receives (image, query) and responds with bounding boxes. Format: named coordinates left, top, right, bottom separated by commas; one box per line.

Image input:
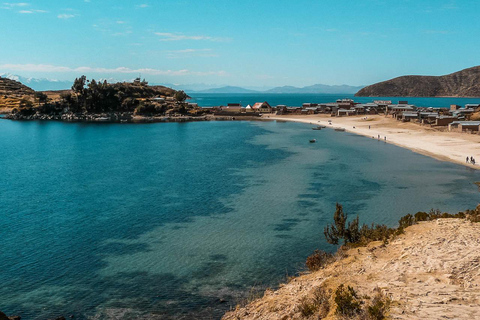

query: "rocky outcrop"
left=356, top=66, right=480, bottom=97
left=0, top=311, right=21, bottom=320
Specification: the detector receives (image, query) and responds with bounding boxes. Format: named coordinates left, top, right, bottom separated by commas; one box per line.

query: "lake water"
left=188, top=93, right=480, bottom=108
left=1, top=118, right=479, bottom=319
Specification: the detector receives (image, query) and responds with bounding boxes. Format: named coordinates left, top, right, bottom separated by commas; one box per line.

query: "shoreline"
left=266, top=114, right=480, bottom=170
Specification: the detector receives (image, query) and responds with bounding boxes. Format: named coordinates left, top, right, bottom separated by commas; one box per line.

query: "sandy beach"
left=266, top=114, right=480, bottom=170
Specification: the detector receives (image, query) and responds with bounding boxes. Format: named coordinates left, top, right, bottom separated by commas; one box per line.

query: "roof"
left=252, top=101, right=271, bottom=109
left=450, top=121, right=480, bottom=126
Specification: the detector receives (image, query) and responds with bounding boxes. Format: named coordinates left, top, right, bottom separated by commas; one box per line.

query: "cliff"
left=355, top=66, right=480, bottom=97
left=223, top=219, right=480, bottom=320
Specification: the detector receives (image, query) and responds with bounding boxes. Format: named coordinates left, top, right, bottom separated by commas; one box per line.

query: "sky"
left=1, top=0, right=479, bottom=88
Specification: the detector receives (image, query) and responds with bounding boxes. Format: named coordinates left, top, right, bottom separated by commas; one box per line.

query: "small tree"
left=174, top=90, right=188, bottom=102
left=35, top=92, right=48, bottom=104
left=324, top=203, right=362, bottom=245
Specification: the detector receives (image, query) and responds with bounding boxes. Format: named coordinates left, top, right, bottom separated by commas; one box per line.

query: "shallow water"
left=0, top=119, right=479, bottom=319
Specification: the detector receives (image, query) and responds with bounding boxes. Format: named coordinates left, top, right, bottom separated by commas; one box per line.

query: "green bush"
left=334, top=284, right=362, bottom=317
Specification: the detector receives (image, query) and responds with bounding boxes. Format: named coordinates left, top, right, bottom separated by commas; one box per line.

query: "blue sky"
left=0, top=0, right=479, bottom=88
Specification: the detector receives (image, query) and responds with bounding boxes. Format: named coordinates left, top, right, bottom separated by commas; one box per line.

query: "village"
left=199, top=99, right=480, bottom=133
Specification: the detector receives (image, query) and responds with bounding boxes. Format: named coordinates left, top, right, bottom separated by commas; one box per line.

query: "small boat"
left=334, top=128, right=346, bottom=132
left=312, top=126, right=322, bottom=130
left=309, top=139, right=316, bottom=143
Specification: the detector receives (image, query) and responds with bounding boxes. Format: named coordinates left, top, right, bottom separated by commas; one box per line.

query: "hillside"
left=223, top=218, right=480, bottom=320
left=0, top=76, right=35, bottom=110
left=356, top=66, right=480, bottom=97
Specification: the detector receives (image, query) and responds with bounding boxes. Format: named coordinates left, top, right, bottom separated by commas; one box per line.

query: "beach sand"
left=266, top=114, right=480, bottom=170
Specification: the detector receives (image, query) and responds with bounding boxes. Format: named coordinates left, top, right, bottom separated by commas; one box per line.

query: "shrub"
left=414, top=211, right=429, bottom=222
left=312, top=286, right=331, bottom=318
left=297, top=286, right=331, bottom=318
left=334, top=284, right=362, bottom=317
left=306, top=250, right=333, bottom=272
left=298, top=297, right=318, bottom=318
left=366, top=288, right=390, bottom=320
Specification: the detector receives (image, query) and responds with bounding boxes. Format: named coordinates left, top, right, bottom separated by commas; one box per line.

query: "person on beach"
left=384, top=136, right=387, bottom=141
left=471, top=156, right=474, bottom=163
left=467, top=157, right=470, bottom=163
left=378, top=134, right=380, bottom=139
left=369, top=125, right=371, bottom=129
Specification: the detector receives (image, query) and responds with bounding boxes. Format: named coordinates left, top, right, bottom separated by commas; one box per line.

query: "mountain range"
left=0, top=73, right=73, bottom=91
left=187, top=84, right=364, bottom=94
left=0, top=73, right=364, bottom=94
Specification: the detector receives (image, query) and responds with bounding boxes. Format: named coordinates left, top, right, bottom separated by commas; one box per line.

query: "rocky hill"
left=0, top=76, right=35, bottom=110
left=356, top=66, right=480, bottom=97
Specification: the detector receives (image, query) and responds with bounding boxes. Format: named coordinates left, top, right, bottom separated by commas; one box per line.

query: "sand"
left=223, top=218, right=480, bottom=320
left=265, top=114, right=480, bottom=170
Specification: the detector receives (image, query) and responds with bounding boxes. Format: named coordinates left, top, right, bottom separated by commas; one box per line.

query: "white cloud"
left=3, top=2, right=29, bottom=7
left=58, top=13, right=75, bottom=19
left=18, top=9, right=45, bottom=13
left=155, top=32, right=231, bottom=42
left=0, top=63, right=227, bottom=77
left=165, top=48, right=218, bottom=59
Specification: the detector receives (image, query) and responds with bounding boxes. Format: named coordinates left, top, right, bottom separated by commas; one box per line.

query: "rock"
left=0, top=312, right=9, bottom=320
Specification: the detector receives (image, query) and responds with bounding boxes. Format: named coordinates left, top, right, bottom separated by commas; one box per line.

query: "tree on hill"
left=174, top=90, right=188, bottom=102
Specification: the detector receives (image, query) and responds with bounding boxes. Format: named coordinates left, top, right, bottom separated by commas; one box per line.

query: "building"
left=252, top=101, right=273, bottom=113
left=448, top=121, right=480, bottom=132
left=435, top=116, right=457, bottom=126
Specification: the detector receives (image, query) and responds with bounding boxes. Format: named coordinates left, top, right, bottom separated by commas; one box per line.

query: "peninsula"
left=355, top=66, right=480, bottom=97
left=0, top=75, right=207, bottom=122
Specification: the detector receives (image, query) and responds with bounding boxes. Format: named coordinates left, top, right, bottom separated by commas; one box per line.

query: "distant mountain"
left=265, top=84, right=365, bottom=94
left=186, top=84, right=364, bottom=94
left=193, top=86, right=260, bottom=94
left=356, top=66, right=480, bottom=97
left=0, top=73, right=73, bottom=91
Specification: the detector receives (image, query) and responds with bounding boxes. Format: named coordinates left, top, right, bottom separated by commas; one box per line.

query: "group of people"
left=467, top=156, right=476, bottom=165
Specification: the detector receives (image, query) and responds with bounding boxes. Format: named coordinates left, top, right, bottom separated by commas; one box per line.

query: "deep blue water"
left=188, top=93, right=480, bottom=108
left=1, top=118, right=479, bottom=319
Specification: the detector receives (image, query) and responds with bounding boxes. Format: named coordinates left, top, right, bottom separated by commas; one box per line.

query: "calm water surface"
left=188, top=93, right=480, bottom=108
left=0, top=119, right=479, bottom=319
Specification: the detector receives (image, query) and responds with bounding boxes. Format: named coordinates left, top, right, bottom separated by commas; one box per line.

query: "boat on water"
left=334, top=128, right=346, bottom=132
left=309, top=139, right=316, bottom=143
left=312, top=126, right=322, bottom=130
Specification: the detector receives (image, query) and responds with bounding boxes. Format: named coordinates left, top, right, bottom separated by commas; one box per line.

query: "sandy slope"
left=223, top=219, right=480, bottom=320
left=266, top=114, right=480, bottom=170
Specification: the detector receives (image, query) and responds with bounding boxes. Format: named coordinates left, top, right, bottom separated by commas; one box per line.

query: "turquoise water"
left=188, top=93, right=480, bottom=108
left=1, top=119, right=479, bottom=319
